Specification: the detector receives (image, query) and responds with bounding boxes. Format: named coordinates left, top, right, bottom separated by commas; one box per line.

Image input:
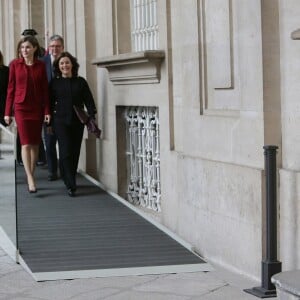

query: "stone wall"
left=278, top=0, right=300, bottom=270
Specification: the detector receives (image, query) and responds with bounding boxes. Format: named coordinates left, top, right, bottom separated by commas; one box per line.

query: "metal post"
left=244, top=145, right=282, bottom=298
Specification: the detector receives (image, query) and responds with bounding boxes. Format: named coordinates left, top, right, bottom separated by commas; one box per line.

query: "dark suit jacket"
left=0, top=65, right=9, bottom=118
left=40, top=54, right=53, bottom=83
left=5, top=58, right=50, bottom=116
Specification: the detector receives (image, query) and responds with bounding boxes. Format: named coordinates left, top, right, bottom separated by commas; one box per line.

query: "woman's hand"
left=44, top=115, right=51, bottom=124
left=4, top=116, right=12, bottom=126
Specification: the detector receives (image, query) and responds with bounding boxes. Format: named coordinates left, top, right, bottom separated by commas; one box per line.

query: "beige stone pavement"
left=0, top=246, right=277, bottom=300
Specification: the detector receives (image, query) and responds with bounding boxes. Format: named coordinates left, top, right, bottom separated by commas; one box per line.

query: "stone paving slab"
left=0, top=247, right=276, bottom=300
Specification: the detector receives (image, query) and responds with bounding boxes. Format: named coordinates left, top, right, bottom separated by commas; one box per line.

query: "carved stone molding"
left=92, top=50, right=165, bottom=85
left=291, top=28, right=300, bottom=40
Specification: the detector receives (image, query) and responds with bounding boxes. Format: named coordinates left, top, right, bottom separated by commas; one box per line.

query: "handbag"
left=73, top=105, right=89, bottom=124
left=73, top=105, right=101, bottom=138
left=86, top=118, right=101, bottom=139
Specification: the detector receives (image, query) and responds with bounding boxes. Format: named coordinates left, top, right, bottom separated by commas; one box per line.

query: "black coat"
left=50, top=76, right=97, bottom=125
left=0, top=65, right=9, bottom=122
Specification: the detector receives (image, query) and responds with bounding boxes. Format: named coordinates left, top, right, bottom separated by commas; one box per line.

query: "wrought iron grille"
left=131, top=0, right=159, bottom=51
left=125, top=106, right=161, bottom=212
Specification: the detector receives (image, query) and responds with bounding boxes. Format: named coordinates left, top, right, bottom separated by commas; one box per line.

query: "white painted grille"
left=131, top=0, right=159, bottom=51
left=125, top=106, right=161, bottom=212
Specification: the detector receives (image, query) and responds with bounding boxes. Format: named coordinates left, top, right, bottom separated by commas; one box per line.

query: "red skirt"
left=15, top=112, right=43, bottom=145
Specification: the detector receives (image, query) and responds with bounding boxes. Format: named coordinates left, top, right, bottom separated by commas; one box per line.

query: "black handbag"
left=73, top=105, right=89, bottom=124
left=73, top=105, right=101, bottom=138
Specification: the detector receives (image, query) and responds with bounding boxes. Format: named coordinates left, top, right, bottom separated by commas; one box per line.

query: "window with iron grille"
left=130, top=0, right=159, bottom=51
left=125, top=106, right=161, bottom=212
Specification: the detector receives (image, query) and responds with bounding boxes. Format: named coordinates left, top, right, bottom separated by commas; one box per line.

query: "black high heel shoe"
left=28, top=186, right=37, bottom=193
left=67, top=188, right=76, bottom=197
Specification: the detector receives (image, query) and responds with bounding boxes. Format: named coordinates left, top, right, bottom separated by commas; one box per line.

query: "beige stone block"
left=279, top=169, right=300, bottom=270
left=162, top=155, right=262, bottom=279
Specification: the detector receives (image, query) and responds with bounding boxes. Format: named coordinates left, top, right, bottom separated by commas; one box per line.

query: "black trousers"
left=54, top=119, right=84, bottom=190
left=43, top=124, right=58, bottom=176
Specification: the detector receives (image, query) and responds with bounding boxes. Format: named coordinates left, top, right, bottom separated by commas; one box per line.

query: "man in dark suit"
left=41, top=34, right=64, bottom=181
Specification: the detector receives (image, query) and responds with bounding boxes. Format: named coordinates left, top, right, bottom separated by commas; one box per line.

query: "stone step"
left=272, top=270, right=300, bottom=300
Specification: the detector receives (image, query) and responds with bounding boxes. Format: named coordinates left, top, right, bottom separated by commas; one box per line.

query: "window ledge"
left=92, top=50, right=165, bottom=85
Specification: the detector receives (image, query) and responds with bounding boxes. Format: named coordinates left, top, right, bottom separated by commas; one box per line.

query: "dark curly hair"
left=53, top=52, right=79, bottom=77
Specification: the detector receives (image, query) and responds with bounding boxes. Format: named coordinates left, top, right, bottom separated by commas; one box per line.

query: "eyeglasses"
left=49, top=45, right=62, bottom=48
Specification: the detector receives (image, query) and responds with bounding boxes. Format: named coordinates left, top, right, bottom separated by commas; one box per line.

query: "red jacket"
left=5, top=58, right=50, bottom=117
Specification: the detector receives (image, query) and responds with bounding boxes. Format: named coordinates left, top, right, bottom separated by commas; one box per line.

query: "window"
left=131, top=0, right=159, bottom=51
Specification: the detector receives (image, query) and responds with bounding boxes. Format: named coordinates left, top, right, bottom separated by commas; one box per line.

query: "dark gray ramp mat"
left=16, top=165, right=210, bottom=280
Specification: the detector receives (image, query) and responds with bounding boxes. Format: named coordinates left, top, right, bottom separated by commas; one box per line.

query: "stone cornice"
left=291, top=28, right=300, bottom=40
left=92, top=50, right=165, bottom=85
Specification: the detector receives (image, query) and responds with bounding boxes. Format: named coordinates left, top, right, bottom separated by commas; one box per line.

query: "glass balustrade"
left=0, top=124, right=18, bottom=260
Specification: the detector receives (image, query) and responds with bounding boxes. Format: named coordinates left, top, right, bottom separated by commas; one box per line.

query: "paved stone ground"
left=0, top=247, right=277, bottom=300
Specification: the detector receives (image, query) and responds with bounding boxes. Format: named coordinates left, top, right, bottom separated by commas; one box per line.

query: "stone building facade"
left=0, top=0, right=299, bottom=281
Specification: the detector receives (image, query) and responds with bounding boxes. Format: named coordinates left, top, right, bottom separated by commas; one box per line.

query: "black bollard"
left=244, top=145, right=282, bottom=298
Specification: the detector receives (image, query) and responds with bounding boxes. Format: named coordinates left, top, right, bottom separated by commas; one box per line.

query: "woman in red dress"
left=4, top=35, right=50, bottom=193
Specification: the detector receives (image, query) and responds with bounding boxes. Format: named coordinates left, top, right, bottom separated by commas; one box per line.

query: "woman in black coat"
left=50, top=52, right=97, bottom=197
left=0, top=51, right=9, bottom=126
